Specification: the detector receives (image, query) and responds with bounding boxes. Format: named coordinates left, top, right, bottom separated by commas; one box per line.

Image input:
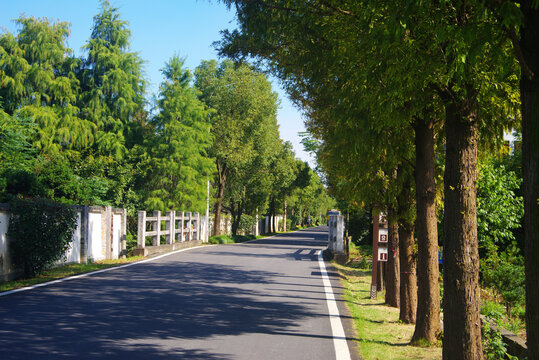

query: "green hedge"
left=8, top=197, right=77, bottom=278
left=208, top=234, right=257, bottom=244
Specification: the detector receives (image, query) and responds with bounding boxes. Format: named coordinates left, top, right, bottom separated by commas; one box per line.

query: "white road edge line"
left=0, top=245, right=216, bottom=298
left=318, top=250, right=352, bottom=360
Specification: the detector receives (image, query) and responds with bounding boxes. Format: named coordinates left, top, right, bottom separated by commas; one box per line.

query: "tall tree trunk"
left=442, top=102, right=482, bottom=360
left=283, top=201, right=287, bottom=232
left=377, top=262, right=385, bottom=292
left=412, top=117, right=441, bottom=343
left=519, top=4, right=539, bottom=358
left=231, top=204, right=243, bottom=236
left=398, top=172, right=417, bottom=324
left=385, top=207, right=400, bottom=308
left=230, top=202, right=238, bottom=236
left=213, top=159, right=226, bottom=236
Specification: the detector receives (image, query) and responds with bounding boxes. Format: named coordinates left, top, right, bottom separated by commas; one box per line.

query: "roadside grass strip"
left=332, top=260, right=442, bottom=360
left=318, top=251, right=352, bottom=360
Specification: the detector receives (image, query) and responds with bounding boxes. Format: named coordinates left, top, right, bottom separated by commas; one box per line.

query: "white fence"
left=0, top=201, right=289, bottom=281
left=206, top=214, right=284, bottom=237
left=0, top=204, right=127, bottom=281
left=135, top=210, right=208, bottom=256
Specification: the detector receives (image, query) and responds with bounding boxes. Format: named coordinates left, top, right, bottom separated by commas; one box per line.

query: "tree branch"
left=507, top=24, right=535, bottom=79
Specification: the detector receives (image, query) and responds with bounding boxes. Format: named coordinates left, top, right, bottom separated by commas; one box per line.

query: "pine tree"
left=147, top=55, right=214, bottom=213
left=79, top=0, right=146, bottom=159
left=0, top=16, right=93, bottom=154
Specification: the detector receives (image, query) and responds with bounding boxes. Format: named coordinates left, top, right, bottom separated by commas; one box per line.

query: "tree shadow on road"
left=0, top=260, right=317, bottom=359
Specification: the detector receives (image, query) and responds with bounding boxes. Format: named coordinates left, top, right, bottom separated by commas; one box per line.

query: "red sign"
left=379, top=228, right=388, bottom=243
left=378, top=247, right=388, bottom=262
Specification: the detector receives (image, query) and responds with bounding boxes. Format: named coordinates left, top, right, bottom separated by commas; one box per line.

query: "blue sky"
left=0, top=0, right=313, bottom=165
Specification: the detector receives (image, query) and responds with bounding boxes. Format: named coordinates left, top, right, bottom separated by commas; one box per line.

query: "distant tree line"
left=0, top=0, right=334, bottom=236
left=217, top=1, right=536, bottom=359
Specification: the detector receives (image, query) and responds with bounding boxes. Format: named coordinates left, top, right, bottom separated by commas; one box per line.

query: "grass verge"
left=333, top=246, right=442, bottom=360
left=0, top=256, right=144, bottom=293
left=208, top=234, right=265, bottom=244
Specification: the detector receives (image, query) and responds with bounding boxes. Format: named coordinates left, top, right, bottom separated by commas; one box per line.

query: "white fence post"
left=186, top=212, right=192, bottom=241
left=120, top=208, right=127, bottom=258
left=154, top=210, right=161, bottom=246
left=180, top=211, right=184, bottom=242
left=105, top=206, right=112, bottom=259
left=137, top=210, right=146, bottom=249
left=166, top=210, right=175, bottom=244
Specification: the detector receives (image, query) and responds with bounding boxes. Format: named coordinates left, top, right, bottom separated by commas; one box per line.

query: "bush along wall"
left=8, top=197, right=77, bottom=278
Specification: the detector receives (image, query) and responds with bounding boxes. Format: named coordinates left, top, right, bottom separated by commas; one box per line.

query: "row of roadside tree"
left=216, top=1, right=538, bottom=359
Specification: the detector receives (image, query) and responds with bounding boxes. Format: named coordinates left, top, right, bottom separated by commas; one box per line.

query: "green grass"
left=208, top=233, right=270, bottom=245
left=334, top=246, right=442, bottom=360
left=0, top=256, right=143, bottom=293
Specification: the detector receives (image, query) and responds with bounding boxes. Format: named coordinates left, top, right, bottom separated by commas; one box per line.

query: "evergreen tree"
left=0, top=16, right=93, bottom=154
left=79, top=0, right=146, bottom=159
left=147, top=55, right=214, bottom=213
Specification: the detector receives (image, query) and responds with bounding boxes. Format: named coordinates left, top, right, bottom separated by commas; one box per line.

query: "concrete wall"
left=88, top=211, right=104, bottom=261
left=112, top=213, right=122, bottom=259
left=0, top=204, right=127, bottom=281
left=0, top=210, right=15, bottom=281
left=62, top=212, right=82, bottom=264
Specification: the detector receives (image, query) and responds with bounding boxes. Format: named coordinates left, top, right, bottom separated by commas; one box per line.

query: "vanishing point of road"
left=0, top=226, right=359, bottom=360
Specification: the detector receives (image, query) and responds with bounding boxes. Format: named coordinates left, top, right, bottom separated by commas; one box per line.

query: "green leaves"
left=0, top=2, right=318, bottom=222
left=8, top=197, right=77, bottom=278
left=195, top=59, right=282, bottom=217
left=80, top=0, right=146, bottom=159
left=146, top=55, right=214, bottom=213
left=477, top=157, right=523, bottom=251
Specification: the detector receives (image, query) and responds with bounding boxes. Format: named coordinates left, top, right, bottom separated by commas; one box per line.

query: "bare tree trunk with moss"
left=442, top=101, right=482, bottom=360
left=412, top=117, right=441, bottom=343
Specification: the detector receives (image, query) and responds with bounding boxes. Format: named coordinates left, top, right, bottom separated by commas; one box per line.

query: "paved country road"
left=0, top=226, right=358, bottom=360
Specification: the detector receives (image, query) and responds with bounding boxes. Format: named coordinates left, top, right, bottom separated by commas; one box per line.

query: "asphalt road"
left=0, top=226, right=358, bottom=360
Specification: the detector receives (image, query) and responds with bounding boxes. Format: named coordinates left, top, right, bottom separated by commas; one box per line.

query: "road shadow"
left=0, top=260, right=316, bottom=359
left=0, top=225, right=339, bottom=360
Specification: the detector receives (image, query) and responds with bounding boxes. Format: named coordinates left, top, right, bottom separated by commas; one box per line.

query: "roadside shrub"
left=231, top=234, right=256, bottom=243
left=482, top=318, right=519, bottom=360
left=209, top=235, right=234, bottom=244
left=481, top=244, right=525, bottom=317
left=208, top=234, right=256, bottom=244
left=238, top=214, right=256, bottom=234
left=8, top=197, right=77, bottom=278
left=481, top=300, right=505, bottom=320
left=126, top=233, right=138, bottom=256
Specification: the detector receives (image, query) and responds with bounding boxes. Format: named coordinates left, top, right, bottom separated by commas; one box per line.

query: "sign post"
left=371, top=212, right=389, bottom=299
